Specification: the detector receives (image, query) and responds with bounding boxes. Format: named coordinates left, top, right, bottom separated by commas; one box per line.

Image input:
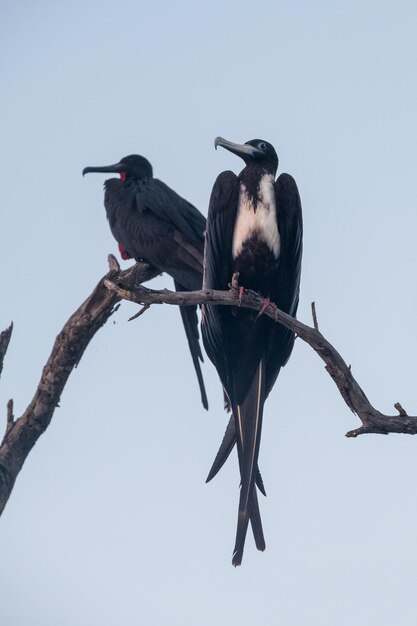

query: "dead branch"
left=0, top=323, right=13, bottom=380
left=1, top=261, right=416, bottom=517
left=0, top=258, right=160, bottom=515
left=105, top=272, right=417, bottom=439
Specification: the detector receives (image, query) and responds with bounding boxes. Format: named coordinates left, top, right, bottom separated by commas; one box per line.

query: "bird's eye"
left=259, top=142, right=266, bottom=150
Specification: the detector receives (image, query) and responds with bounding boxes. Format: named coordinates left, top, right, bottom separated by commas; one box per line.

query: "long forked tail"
left=248, top=487, right=266, bottom=554
left=174, top=280, right=208, bottom=410
left=205, top=414, right=266, bottom=551
left=206, top=415, right=266, bottom=496
left=232, top=360, right=266, bottom=566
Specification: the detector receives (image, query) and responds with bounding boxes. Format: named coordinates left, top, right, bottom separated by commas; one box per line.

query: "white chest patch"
left=232, top=174, right=280, bottom=259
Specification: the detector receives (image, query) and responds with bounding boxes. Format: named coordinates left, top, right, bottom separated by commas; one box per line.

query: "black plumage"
left=202, top=137, right=302, bottom=565
left=83, top=154, right=208, bottom=409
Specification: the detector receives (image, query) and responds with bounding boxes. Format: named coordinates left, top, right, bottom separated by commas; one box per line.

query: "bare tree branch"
left=0, top=323, right=13, bottom=380
left=105, top=271, right=417, bottom=439
left=0, top=258, right=160, bottom=515
left=1, top=260, right=416, bottom=517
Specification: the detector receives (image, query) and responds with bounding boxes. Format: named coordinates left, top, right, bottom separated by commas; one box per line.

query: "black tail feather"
left=205, top=413, right=266, bottom=553
left=175, top=280, right=208, bottom=410
left=205, top=416, right=236, bottom=484
left=206, top=415, right=266, bottom=496
left=248, top=488, right=266, bottom=553
left=232, top=360, right=265, bottom=566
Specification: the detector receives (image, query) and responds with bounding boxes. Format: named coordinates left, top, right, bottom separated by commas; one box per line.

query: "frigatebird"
left=201, top=137, right=302, bottom=565
left=83, top=154, right=208, bottom=410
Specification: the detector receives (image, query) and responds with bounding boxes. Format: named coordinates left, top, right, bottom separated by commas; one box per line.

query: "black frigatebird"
left=202, top=137, right=302, bottom=565
left=83, top=154, right=208, bottom=410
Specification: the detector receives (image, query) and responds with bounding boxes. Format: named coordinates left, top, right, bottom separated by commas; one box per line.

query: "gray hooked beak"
left=82, top=162, right=125, bottom=176
left=214, top=136, right=263, bottom=159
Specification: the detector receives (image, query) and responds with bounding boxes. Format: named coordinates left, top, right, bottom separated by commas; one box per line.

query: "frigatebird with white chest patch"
left=202, top=137, right=302, bottom=565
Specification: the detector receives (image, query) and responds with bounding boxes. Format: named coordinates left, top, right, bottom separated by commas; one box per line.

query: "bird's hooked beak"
left=82, top=162, right=126, bottom=176
left=214, top=136, right=263, bottom=160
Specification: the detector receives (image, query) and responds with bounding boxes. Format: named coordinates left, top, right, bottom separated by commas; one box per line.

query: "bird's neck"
left=239, top=165, right=275, bottom=205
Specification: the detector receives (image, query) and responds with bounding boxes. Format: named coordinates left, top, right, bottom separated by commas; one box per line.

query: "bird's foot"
left=238, top=286, right=244, bottom=307
left=256, top=298, right=272, bottom=320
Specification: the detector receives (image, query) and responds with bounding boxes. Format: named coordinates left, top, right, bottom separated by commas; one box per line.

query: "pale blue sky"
left=2, top=1, right=417, bottom=625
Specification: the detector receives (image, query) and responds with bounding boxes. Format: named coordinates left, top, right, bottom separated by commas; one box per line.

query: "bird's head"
left=214, top=137, right=278, bottom=174
left=82, top=154, right=153, bottom=182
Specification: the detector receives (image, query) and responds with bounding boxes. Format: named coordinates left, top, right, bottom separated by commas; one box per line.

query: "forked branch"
left=0, top=258, right=160, bottom=515
left=0, top=262, right=415, bottom=517
left=104, top=271, right=417, bottom=438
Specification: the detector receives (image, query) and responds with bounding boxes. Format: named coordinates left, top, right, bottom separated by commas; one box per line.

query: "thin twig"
left=129, top=304, right=151, bottom=321
left=395, top=402, right=408, bottom=417
left=230, top=272, right=240, bottom=291
left=311, top=302, right=319, bottom=331
left=108, top=253, right=120, bottom=272
left=0, top=323, right=13, bottom=380
left=6, top=400, right=13, bottom=428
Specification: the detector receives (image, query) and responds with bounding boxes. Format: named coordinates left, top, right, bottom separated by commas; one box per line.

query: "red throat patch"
left=120, top=172, right=126, bottom=182
left=118, top=242, right=132, bottom=260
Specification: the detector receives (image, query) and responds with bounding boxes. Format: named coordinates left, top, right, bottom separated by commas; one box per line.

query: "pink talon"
left=239, top=286, right=244, bottom=306
left=256, top=298, right=271, bottom=320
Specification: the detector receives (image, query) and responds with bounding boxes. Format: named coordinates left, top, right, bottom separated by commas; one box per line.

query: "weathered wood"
left=1, top=260, right=416, bottom=517
left=0, top=258, right=160, bottom=515
left=105, top=272, right=417, bottom=438
left=0, top=323, right=13, bottom=380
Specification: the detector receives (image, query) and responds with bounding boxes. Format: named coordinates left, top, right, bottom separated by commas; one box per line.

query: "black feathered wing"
left=202, top=171, right=239, bottom=390
left=139, top=179, right=205, bottom=251
left=174, top=279, right=208, bottom=410
left=106, top=178, right=205, bottom=290
left=104, top=177, right=208, bottom=408
left=264, top=173, right=303, bottom=394
left=136, top=179, right=205, bottom=290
